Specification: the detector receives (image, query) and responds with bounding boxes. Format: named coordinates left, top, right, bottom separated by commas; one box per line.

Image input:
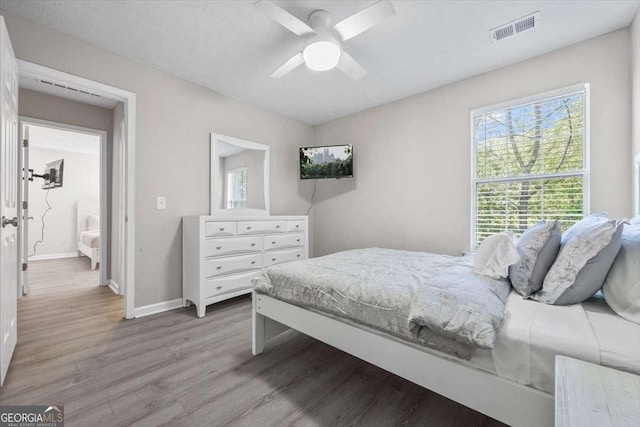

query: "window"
left=226, top=166, right=247, bottom=209
left=472, top=85, right=589, bottom=246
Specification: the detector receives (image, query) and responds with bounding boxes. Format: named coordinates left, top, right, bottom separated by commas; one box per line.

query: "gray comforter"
left=254, top=248, right=511, bottom=359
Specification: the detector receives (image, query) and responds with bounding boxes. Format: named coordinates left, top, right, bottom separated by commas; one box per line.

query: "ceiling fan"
left=255, top=0, right=395, bottom=80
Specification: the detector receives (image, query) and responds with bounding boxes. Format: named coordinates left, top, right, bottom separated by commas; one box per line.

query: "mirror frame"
left=210, top=133, right=271, bottom=215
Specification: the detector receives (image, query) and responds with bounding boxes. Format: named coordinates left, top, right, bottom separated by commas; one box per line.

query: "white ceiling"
left=2, top=1, right=638, bottom=125
left=19, top=74, right=119, bottom=109
left=29, top=125, right=100, bottom=156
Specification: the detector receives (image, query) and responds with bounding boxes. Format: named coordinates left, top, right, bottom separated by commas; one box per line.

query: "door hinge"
left=22, top=201, right=28, bottom=209
left=23, top=139, right=28, bottom=148
left=22, top=263, right=27, bottom=271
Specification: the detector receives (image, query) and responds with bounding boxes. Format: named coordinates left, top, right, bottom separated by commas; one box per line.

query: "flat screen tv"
left=43, top=159, right=64, bottom=190
left=299, top=144, right=353, bottom=179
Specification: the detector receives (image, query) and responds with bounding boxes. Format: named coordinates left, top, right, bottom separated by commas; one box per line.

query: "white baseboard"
left=108, top=280, right=120, bottom=295
left=28, top=252, right=79, bottom=261
left=134, top=298, right=183, bottom=318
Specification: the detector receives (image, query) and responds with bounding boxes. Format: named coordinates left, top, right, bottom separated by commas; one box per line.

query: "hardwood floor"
left=27, top=256, right=100, bottom=294
left=0, top=258, right=506, bottom=427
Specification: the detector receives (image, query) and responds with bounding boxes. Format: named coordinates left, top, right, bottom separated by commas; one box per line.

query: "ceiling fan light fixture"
left=302, top=41, right=341, bottom=71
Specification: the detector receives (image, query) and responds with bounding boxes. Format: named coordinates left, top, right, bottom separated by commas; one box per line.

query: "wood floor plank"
left=0, top=258, right=507, bottom=427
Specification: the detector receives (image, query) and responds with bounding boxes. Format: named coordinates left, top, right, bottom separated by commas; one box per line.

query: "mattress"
left=491, top=292, right=640, bottom=393
left=79, top=230, right=100, bottom=249
left=293, top=291, right=640, bottom=395
left=255, top=248, right=510, bottom=360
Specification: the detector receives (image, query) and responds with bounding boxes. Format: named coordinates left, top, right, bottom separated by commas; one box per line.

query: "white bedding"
left=490, top=292, right=640, bottom=393
left=255, top=248, right=510, bottom=359
left=79, top=230, right=100, bottom=249
left=279, top=290, right=639, bottom=395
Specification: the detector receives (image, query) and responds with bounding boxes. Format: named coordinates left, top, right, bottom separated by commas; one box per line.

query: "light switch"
left=156, top=196, right=166, bottom=210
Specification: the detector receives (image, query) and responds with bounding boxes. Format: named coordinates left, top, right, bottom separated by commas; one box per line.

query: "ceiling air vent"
left=38, top=79, right=103, bottom=98
left=490, top=12, right=540, bottom=43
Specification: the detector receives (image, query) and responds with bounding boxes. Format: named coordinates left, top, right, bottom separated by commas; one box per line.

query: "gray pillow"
left=508, top=221, right=561, bottom=296
left=533, top=214, right=624, bottom=305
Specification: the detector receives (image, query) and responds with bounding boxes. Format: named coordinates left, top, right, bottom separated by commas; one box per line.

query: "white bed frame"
left=252, top=292, right=555, bottom=427
left=76, top=201, right=100, bottom=270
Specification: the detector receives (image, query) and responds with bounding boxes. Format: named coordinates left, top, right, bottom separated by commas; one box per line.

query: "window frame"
left=470, top=83, right=591, bottom=248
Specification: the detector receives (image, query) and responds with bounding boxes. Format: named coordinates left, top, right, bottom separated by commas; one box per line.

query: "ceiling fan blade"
left=336, top=51, right=367, bottom=81
left=255, top=0, right=316, bottom=36
left=270, top=52, right=305, bottom=79
left=334, top=0, right=395, bottom=42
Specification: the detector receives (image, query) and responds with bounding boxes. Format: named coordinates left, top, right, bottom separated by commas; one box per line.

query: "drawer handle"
left=216, top=246, right=222, bottom=250
left=276, top=225, right=280, bottom=229
left=219, top=227, right=225, bottom=231
left=216, top=266, right=222, bottom=270
left=297, top=254, right=301, bottom=258
left=246, top=226, right=252, bottom=230
left=251, top=261, right=256, bottom=265
left=272, top=258, right=276, bottom=262
left=251, top=243, right=256, bottom=247
left=272, top=241, right=276, bottom=244
left=297, top=239, right=301, bottom=242
left=295, top=225, right=300, bottom=228
left=216, top=286, right=222, bottom=290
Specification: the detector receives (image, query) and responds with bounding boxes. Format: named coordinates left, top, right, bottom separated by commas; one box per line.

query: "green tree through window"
left=473, top=87, right=587, bottom=246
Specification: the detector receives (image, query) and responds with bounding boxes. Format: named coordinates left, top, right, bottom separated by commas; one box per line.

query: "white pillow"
left=473, top=231, right=520, bottom=279
left=87, top=215, right=100, bottom=231
left=603, top=218, right=640, bottom=324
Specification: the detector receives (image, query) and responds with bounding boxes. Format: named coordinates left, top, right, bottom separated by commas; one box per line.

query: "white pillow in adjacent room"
left=603, top=218, right=640, bottom=324
left=473, top=231, right=520, bottom=280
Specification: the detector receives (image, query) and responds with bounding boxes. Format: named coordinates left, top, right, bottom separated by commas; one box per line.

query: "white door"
left=20, top=123, right=29, bottom=295
left=0, top=16, right=19, bottom=386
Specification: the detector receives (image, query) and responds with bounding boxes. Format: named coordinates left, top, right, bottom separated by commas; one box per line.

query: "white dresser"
left=182, top=215, right=309, bottom=317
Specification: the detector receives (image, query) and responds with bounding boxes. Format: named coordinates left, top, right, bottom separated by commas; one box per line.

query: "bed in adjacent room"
left=252, top=216, right=640, bottom=427
left=77, top=201, right=101, bottom=270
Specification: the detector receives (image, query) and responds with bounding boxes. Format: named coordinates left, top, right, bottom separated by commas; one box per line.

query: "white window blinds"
left=226, top=167, right=248, bottom=209
left=472, top=86, right=588, bottom=246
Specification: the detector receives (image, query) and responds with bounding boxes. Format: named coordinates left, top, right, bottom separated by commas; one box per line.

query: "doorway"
left=20, top=119, right=107, bottom=292
left=17, top=60, right=136, bottom=319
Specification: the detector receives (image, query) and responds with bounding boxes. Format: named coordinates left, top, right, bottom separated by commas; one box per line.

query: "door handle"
left=2, top=216, right=18, bottom=228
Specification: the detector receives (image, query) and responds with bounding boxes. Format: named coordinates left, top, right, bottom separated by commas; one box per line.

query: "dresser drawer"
left=287, top=220, right=305, bottom=232
left=237, top=220, right=286, bottom=235
left=204, top=221, right=237, bottom=237
left=264, top=233, right=305, bottom=251
left=204, top=236, right=263, bottom=257
left=204, top=253, right=262, bottom=278
left=263, top=248, right=305, bottom=268
left=205, top=270, right=261, bottom=298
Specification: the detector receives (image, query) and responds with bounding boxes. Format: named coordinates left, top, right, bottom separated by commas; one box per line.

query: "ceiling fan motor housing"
left=303, top=10, right=342, bottom=71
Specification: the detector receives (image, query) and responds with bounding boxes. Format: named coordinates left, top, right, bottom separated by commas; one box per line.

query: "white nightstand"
left=555, top=356, right=640, bottom=427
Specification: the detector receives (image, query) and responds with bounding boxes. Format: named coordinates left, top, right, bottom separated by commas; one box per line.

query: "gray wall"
left=313, top=29, right=633, bottom=257
left=0, top=9, right=315, bottom=307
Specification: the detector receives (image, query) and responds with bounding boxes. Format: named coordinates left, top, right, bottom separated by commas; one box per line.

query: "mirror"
left=210, top=133, right=270, bottom=215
